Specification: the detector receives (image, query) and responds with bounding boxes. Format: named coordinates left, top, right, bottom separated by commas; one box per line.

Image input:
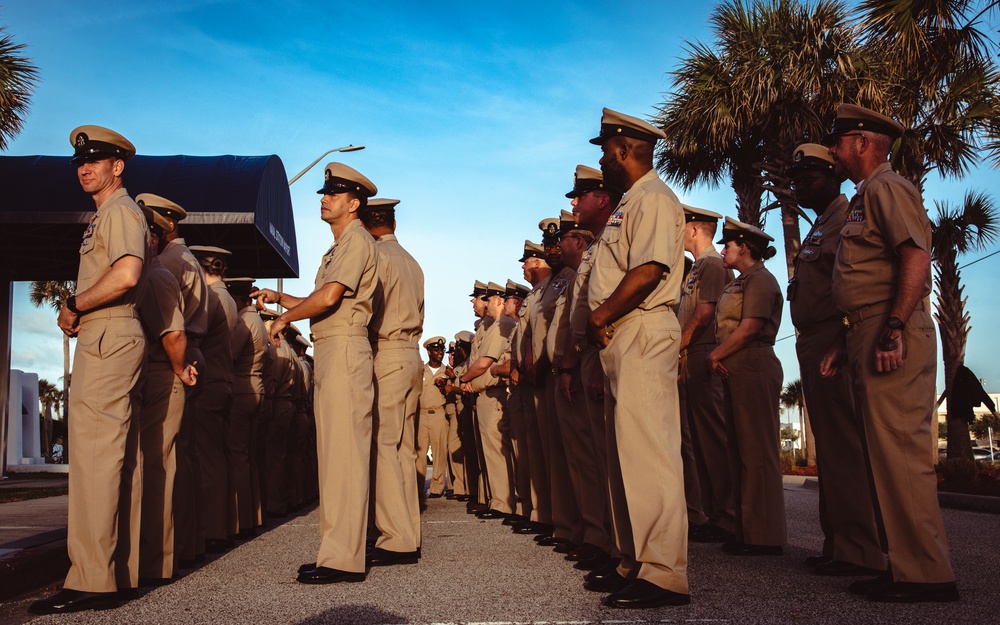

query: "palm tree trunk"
left=63, top=334, right=71, bottom=462
left=934, top=256, right=974, bottom=461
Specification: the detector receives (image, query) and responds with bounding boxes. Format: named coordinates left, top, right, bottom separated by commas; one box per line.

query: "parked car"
left=937, top=447, right=999, bottom=461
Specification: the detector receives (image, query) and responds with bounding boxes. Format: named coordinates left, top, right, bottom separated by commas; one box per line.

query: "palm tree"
left=0, top=25, right=39, bottom=150
left=37, top=378, right=59, bottom=461
left=931, top=191, right=1000, bottom=460
left=780, top=379, right=813, bottom=463
left=852, top=0, right=1000, bottom=194
left=29, top=280, right=75, bottom=435
left=654, top=0, right=871, bottom=280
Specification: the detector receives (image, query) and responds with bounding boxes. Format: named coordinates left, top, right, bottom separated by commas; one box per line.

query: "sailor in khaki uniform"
left=786, top=144, right=884, bottom=576
left=362, top=197, right=424, bottom=566
left=418, top=337, right=450, bottom=498
left=444, top=331, right=476, bottom=504
left=584, top=108, right=689, bottom=608
left=823, top=104, right=957, bottom=602
left=32, top=126, right=149, bottom=615
left=442, top=341, right=468, bottom=499
left=189, top=246, right=238, bottom=554
left=460, top=282, right=517, bottom=517
left=566, top=165, right=622, bottom=572
left=225, top=277, right=269, bottom=539
left=707, top=218, right=786, bottom=556
left=677, top=205, right=736, bottom=544
left=141, top=195, right=209, bottom=567
left=252, top=162, right=378, bottom=584
left=550, top=209, right=613, bottom=565
left=136, top=203, right=198, bottom=584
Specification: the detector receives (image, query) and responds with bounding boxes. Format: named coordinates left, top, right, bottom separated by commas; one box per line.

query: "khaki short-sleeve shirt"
left=677, top=247, right=732, bottom=348
left=544, top=266, right=577, bottom=362
left=233, top=305, right=268, bottom=396
left=588, top=169, right=685, bottom=311
left=369, top=234, right=424, bottom=343
left=832, top=163, right=932, bottom=313
left=790, top=194, right=849, bottom=328
left=77, top=187, right=148, bottom=308
left=310, top=219, right=378, bottom=333
left=715, top=263, right=783, bottom=345
left=138, top=258, right=185, bottom=366
left=158, top=239, right=209, bottom=339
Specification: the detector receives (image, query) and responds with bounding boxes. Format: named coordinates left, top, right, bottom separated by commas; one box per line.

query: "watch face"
left=887, top=317, right=904, bottom=330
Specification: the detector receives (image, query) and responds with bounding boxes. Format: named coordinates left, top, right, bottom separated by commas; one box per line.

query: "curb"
left=0, top=538, right=69, bottom=600
left=801, top=476, right=1000, bottom=514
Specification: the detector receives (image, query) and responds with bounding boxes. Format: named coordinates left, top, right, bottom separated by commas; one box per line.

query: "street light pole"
left=278, top=144, right=365, bottom=311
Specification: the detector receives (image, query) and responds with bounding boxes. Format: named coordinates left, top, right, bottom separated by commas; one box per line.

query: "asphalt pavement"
left=0, top=475, right=998, bottom=624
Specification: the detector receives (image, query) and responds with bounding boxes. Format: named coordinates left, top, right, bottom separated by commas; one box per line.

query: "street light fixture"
left=287, top=144, right=365, bottom=186
left=278, top=144, right=365, bottom=313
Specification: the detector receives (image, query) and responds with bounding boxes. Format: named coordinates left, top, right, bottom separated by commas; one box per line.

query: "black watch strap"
left=886, top=316, right=905, bottom=331
left=67, top=295, right=80, bottom=315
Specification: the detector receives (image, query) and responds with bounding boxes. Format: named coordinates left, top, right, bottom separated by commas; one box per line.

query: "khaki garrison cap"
left=788, top=143, right=836, bottom=174
left=566, top=165, right=604, bottom=198
left=469, top=280, right=488, bottom=297
left=505, top=279, right=529, bottom=299
left=69, top=125, right=135, bottom=164
left=316, top=162, right=377, bottom=197
left=590, top=107, right=666, bottom=145
left=717, top=216, right=774, bottom=251
left=455, top=330, right=474, bottom=345
left=519, top=240, right=546, bottom=262
left=366, top=197, right=400, bottom=211
left=136, top=193, right=188, bottom=222
left=423, top=336, right=446, bottom=350
left=140, top=204, right=174, bottom=237
left=822, top=103, right=905, bottom=146
left=485, top=282, right=506, bottom=298
left=682, top=204, right=723, bottom=223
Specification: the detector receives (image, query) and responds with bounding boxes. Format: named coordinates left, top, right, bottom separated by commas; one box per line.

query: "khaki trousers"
left=580, top=348, right=616, bottom=557
left=266, top=397, right=294, bottom=515
left=535, top=371, right=577, bottom=539
left=846, top=309, right=953, bottom=583
left=680, top=345, right=735, bottom=533
left=197, top=380, right=233, bottom=542
left=314, top=334, right=373, bottom=573
left=554, top=361, right=613, bottom=552
left=445, top=402, right=467, bottom=496
left=253, top=396, right=272, bottom=525
left=139, top=365, right=184, bottom=579
left=174, top=347, right=204, bottom=561
left=417, top=408, right=449, bottom=497
left=372, top=346, right=422, bottom=553
left=505, top=383, right=532, bottom=517
left=476, top=386, right=514, bottom=513
left=228, top=391, right=262, bottom=532
left=520, top=380, right=548, bottom=524
left=797, top=321, right=883, bottom=568
left=722, top=344, right=786, bottom=547
left=65, top=315, right=145, bottom=593
left=600, top=309, right=688, bottom=594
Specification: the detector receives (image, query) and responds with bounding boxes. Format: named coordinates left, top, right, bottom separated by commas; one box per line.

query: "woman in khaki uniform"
left=708, top=217, right=785, bottom=556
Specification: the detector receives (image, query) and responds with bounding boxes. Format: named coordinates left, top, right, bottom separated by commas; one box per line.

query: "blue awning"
left=0, top=154, right=298, bottom=281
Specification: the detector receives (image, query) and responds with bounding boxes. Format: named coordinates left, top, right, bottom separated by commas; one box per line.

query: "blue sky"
left=4, top=0, right=1000, bottom=415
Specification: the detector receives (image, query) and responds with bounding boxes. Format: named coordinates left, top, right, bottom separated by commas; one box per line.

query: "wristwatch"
left=66, top=295, right=80, bottom=315
left=886, top=316, right=905, bottom=331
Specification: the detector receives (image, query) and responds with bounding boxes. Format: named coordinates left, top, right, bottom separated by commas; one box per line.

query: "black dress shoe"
left=603, top=579, right=691, bottom=608
left=536, top=535, right=567, bottom=547
left=28, top=589, right=119, bottom=615
left=583, top=570, right=629, bottom=593
left=237, top=528, right=256, bottom=540
left=804, top=554, right=833, bottom=568
left=296, top=566, right=366, bottom=584
left=585, top=558, right=623, bottom=583
left=866, top=581, right=959, bottom=603
left=475, top=509, right=508, bottom=520
left=574, top=551, right=611, bottom=571
left=687, top=523, right=704, bottom=539
left=138, top=577, right=172, bottom=587
left=205, top=538, right=234, bottom=553
left=691, top=524, right=736, bottom=543
left=513, top=522, right=551, bottom=536
left=427, top=492, right=443, bottom=499
left=456, top=495, right=470, bottom=502
left=553, top=541, right=580, bottom=554
left=298, top=561, right=317, bottom=574
left=723, top=542, right=782, bottom=556
left=366, top=547, right=420, bottom=566
left=848, top=574, right=892, bottom=595
left=502, top=514, right=527, bottom=526
left=565, top=544, right=603, bottom=561
left=814, top=560, right=886, bottom=577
